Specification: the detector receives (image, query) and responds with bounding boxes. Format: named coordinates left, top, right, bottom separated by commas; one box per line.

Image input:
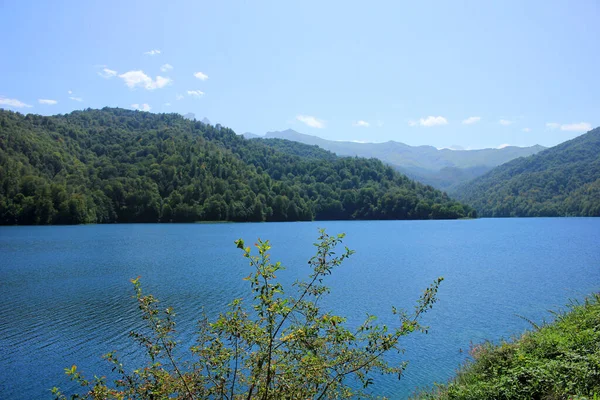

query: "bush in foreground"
left=53, top=230, right=443, bottom=399
left=416, top=294, right=600, bottom=399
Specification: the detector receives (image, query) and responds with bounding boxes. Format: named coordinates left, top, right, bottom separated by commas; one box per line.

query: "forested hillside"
left=0, top=108, right=476, bottom=225
left=454, top=127, right=600, bottom=217
left=261, top=129, right=545, bottom=190
left=400, top=165, right=494, bottom=192
left=264, top=130, right=545, bottom=171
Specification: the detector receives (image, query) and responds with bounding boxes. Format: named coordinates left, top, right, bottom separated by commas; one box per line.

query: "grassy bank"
left=416, top=293, right=600, bottom=399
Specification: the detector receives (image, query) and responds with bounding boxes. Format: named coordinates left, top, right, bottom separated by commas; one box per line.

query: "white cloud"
left=194, top=71, right=208, bottom=81
left=499, top=119, right=512, bottom=126
left=422, top=116, right=448, bottom=126
left=410, top=116, right=448, bottom=127
left=118, top=70, right=172, bottom=90
left=561, top=122, right=591, bottom=132
left=98, top=68, right=118, bottom=79
left=522, top=127, right=531, bottom=132
left=154, top=76, right=171, bottom=88
left=296, top=115, right=325, bottom=128
left=462, top=116, right=481, bottom=125
left=131, top=103, right=151, bottom=111
left=497, top=144, right=511, bottom=149
left=353, top=120, right=370, bottom=127
left=160, top=64, right=173, bottom=72
left=164, top=102, right=171, bottom=107
left=545, top=122, right=592, bottom=132
left=68, top=90, right=82, bottom=102
left=187, top=90, right=205, bottom=97
left=0, top=97, right=32, bottom=108
left=176, top=94, right=184, bottom=100
left=144, top=49, right=161, bottom=56
left=38, top=99, right=58, bottom=105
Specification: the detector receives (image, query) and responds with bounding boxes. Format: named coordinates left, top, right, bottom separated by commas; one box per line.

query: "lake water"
left=1, top=219, right=599, bottom=399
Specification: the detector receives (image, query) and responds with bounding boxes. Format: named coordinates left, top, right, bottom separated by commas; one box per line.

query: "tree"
left=53, top=230, right=443, bottom=399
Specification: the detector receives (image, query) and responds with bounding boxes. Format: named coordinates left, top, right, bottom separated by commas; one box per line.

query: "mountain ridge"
left=254, top=129, right=545, bottom=190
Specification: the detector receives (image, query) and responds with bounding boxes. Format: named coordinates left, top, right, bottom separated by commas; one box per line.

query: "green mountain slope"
left=453, top=127, right=600, bottom=217
left=262, top=129, right=545, bottom=190
left=398, top=165, right=495, bottom=193
left=0, top=108, right=476, bottom=225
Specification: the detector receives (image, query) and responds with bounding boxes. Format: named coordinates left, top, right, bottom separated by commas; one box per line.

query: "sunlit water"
left=1, top=219, right=599, bottom=399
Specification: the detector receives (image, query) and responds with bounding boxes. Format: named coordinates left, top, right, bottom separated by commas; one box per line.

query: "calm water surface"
left=1, top=219, right=599, bottom=399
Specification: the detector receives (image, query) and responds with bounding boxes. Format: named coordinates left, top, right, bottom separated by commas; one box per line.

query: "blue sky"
left=0, top=0, right=598, bottom=149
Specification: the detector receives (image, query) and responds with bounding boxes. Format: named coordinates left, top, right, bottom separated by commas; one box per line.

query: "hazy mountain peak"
left=260, top=128, right=548, bottom=190
left=240, top=132, right=261, bottom=139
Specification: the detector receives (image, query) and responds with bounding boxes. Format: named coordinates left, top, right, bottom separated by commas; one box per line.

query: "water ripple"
left=1, top=219, right=599, bottom=399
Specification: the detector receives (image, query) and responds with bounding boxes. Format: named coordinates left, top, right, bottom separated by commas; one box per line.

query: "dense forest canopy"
left=454, top=127, right=600, bottom=217
left=0, top=108, right=476, bottom=225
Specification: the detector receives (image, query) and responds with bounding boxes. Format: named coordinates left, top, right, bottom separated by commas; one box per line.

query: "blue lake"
left=1, top=219, right=599, bottom=399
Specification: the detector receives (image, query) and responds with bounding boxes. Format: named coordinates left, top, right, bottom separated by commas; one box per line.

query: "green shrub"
left=416, top=294, right=600, bottom=399
left=52, top=230, right=443, bottom=399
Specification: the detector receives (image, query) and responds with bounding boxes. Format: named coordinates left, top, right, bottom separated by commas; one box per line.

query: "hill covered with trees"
left=453, top=127, right=600, bottom=217
left=0, top=108, right=476, bottom=225
left=259, top=129, right=546, bottom=190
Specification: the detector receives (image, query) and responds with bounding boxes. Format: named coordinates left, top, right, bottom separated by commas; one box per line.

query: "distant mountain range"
left=244, top=129, right=545, bottom=191
left=182, top=113, right=211, bottom=125
left=241, top=132, right=261, bottom=139
left=455, top=126, right=600, bottom=217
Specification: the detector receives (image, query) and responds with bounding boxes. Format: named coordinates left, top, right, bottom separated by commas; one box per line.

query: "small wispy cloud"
left=409, top=116, right=448, bottom=127
left=131, top=103, right=151, bottom=111
left=160, top=64, right=173, bottom=72
left=0, top=97, right=32, bottom=108
left=497, top=143, right=511, bottom=149
left=98, top=68, right=118, bottom=79
left=546, top=122, right=591, bottom=132
left=353, top=120, right=370, bottom=127
left=522, top=127, right=531, bottom=132
left=176, top=94, right=184, bottom=100
left=376, top=120, right=384, bottom=127
left=164, top=102, right=171, bottom=107
left=38, top=99, right=58, bottom=105
left=194, top=71, right=208, bottom=81
left=499, top=119, right=512, bottom=126
left=297, top=115, right=325, bottom=128
left=69, top=96, right=83, bottom=102
left=187, top=90, right=205, bottom=97
left=144, top=49, right=161, bottom=56
left=119, top=70, right=172, bottom=90
left=462, top=116, right=481, bottom=125
left=560, top=122, right=591, bottom=132
left=67, top=90, right=73, bottom=95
